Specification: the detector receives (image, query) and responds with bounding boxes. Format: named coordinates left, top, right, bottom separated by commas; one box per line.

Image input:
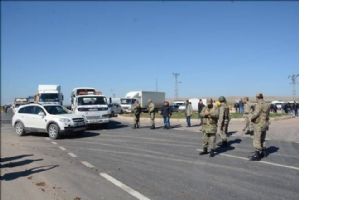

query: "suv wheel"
left=15, top=122, right=25, bottom=136
left=48, top=123, right=60, bottom=139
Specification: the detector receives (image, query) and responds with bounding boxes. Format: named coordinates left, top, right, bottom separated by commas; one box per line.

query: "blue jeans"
left=186, top=116, right=191, bottom=127
left=163, top=116, right=170, bottom=128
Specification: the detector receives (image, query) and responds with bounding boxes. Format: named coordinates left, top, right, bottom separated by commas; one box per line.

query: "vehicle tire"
left=15, top=122, right=26, bottom=136
left=48, top=123, right=60, bottom=139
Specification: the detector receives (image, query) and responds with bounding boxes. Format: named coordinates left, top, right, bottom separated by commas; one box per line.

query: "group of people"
left=130, top=93, right=271, bottom=161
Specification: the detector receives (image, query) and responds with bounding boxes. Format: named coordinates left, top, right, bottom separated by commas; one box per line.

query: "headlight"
left=59, top=118, right=71, bottom=123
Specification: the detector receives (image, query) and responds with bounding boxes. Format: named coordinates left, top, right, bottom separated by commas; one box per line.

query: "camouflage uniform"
left=132, top=102, right=142, bottom=128
left=217, top=96, right=229, bottom=146
left=249, top=93, right=271, bottom=161
left=147, top=100, right=155, bottom=129
left=199, top=99, right=219, bottom=157
left=242, top=97, right=254, bottom=135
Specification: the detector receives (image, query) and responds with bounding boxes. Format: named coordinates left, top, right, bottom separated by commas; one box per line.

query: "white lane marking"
left=196, top=149, right=299, bottom=171
left=59, top=146, right=66, bottom=151
left=100, top=172, right=151, bottom=200
left=68, top=152, right=77, bottom=158
left=51, top=141, right=57, bottom=145
left=81, top=161, right=95, bottom=168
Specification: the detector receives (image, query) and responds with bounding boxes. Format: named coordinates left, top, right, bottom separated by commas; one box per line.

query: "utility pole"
left=288, top=74, right=299, bottom=101
left=172, top=73, right=181, bottom=100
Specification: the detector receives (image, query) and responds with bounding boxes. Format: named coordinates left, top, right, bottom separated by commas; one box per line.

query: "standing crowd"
left=129, top=93, right=271, bottom=161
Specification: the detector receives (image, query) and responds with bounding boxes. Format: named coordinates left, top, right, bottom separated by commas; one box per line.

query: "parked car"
left=12, top=104, right=86, bottom=139
left=108, top=103, right=123, bottom=117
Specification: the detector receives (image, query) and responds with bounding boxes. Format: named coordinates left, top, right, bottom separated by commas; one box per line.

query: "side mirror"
left=38, top=111, right=45, bottom=117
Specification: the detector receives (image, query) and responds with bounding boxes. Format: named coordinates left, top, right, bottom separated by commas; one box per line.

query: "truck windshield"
left=44, top=106, right=68, bottom=115
left=40, top=94, right=59, bottom=102
left=120, top=98, right=136, bottom=104
left=78, top=96, right=107, bottom=105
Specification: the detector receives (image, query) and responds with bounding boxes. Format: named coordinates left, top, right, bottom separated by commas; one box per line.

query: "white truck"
left=71, top=87, right=110, bottom=125
left=120, top=91, right=165, bottom=113
left=35, top=85, right=64, bottom=106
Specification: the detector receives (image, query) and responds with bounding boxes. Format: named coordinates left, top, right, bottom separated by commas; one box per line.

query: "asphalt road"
left=1, top=112, right=298, bottom=200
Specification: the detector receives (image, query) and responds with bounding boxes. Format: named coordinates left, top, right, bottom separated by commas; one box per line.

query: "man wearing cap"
left=249, top=93, right=271, bottom=161
left=217, top=96, right=230, bottom=147
left=147, top=99, right=155, bottom=129
left=199, top=99, right=219, bottom=157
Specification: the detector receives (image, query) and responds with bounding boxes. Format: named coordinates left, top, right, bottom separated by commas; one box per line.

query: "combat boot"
left=199, top=148, right=208, bottom=155
left=249, top=151, right=262, bottom=161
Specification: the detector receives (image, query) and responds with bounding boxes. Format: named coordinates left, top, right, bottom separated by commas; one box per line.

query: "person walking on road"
left=185, top=100, right=193, bottom=127
left=217, top=96, right=230, bottom=147
left=132, top=101, right=142, bottom=129
left=147, top=99, right=156, bottom=129
left=199, top=99, right=219, bottom=157
left=242, top=97, right=254, bottom=135
left=161, top=101, right=172, bottom=129
left=198, top=99, right=205, bottom=125
left=249, top=93, right=271, bottom=161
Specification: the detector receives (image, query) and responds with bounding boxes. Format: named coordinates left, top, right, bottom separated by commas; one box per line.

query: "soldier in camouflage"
left=199, top=99, right=219, bottom=157
left=147, top=99, right=155, bottom=129
left=249, top=93, right=271, bottom=161
left=217, top=96, right=230, bottom=147
left=242, top=97, right=254, bottom=135
left=132, top=100, right=142, bottom=129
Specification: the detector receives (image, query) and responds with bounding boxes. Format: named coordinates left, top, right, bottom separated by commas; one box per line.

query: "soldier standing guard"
left=249, top=93, right=271, bottom=161
left=217, top=96, right=229, bottom=147
left=132, top=101, right=142, bottom=129
left=199, top=99, right=219, bottom=157
left=242, top=97, right=254, bottom=135
left=147, top=99, right=155, bottom=129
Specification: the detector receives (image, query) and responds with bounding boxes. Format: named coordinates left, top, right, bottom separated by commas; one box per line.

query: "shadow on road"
left=0, top=165, right=58, bottom=181
left=0, top=154, right=34, bottom=163
left=87, top=121, right=128, bottom=130
left=265, top=146, right=279, bottom=156
left=214, top=138, right=242, bottom=156
left=1, top=159, right=43, bottom=168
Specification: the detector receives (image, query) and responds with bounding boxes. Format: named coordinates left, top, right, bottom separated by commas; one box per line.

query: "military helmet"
left=218, top=96, right=226, bottom=102
left=256, top=93, right=264, bottom=99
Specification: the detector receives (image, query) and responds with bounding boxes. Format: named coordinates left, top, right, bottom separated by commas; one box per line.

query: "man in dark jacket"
left=161, top=101, right=172, bottom=129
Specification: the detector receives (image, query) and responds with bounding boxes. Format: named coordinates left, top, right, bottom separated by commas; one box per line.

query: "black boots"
left=249, top=150, right=263, bottom=161
left=199, top=148, right=208, bottom=155
left=150, top=125, right=155, bottom=129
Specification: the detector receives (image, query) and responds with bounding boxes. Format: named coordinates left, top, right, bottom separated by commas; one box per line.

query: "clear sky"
left=1, top=1, right=298, bottom=105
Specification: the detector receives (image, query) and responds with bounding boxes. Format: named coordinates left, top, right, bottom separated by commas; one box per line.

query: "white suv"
left=12, top=104, right=86, bottom=139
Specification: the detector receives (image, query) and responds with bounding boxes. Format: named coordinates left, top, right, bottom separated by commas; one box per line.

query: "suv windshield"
left=120, top=98, right=136, bottom=104
left=40, top=94, right=59, bottom=102
left=78, top=96, right=107, bottom=105
left=44, top=106, right=68, bottom=115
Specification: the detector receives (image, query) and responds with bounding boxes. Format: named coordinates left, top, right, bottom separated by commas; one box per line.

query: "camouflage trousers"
left=133, top=114, right=140, bottom=127
left=253, top=126, right=267, bottom=151
left=202, top=132, right=216, bottom=151
left=149, top=112, right=155, bottom=126
left=243, top=115, right=254, bottom=134
left=218, top=121, right=228, bottom=142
